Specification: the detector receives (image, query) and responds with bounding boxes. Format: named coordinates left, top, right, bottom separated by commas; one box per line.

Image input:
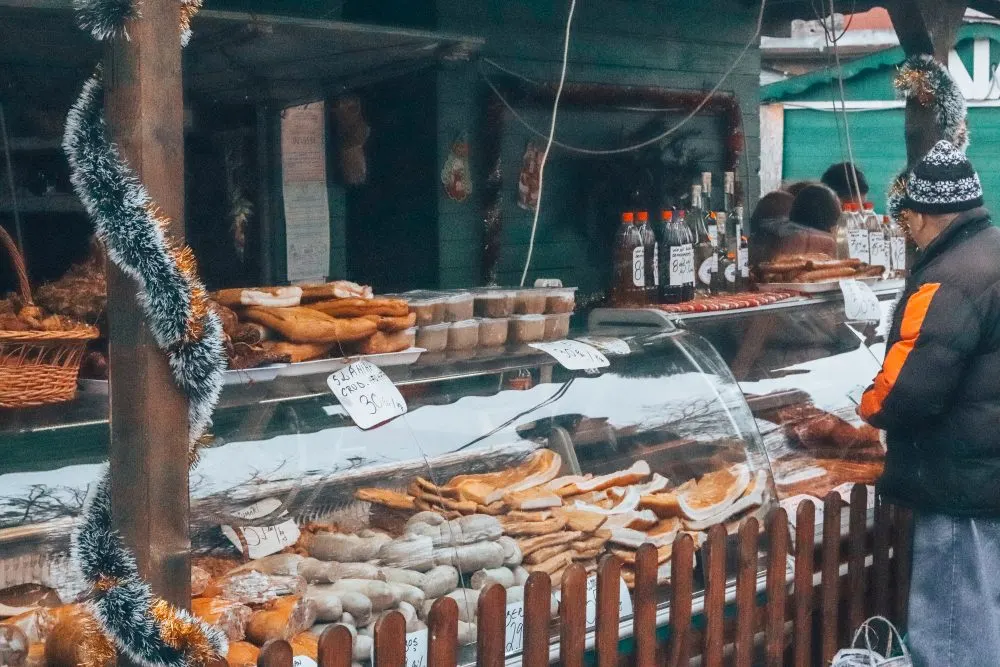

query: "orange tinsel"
left=150, top=599, right=221, bottom=667
left=895, top=67, right=935, bottom=106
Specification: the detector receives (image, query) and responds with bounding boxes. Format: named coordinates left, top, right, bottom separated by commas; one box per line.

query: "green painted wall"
left=434, top=0, right=762, bottom=293
left=783, top=107, right=1000, bottom=213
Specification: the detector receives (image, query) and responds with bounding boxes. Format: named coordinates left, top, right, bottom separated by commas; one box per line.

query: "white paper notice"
left=292, top=657, right=317, bottom=667
left=529, top=340, right=610, bottom=371
left=505, top=599, right=526, bottom=654
left=327, top=360, right=407, bottom=429
left=574, top=336, right=631, bottom=356
left=840, top=279, right=881, bottom=322
left=550, top=576, right=633, bottom=631
left=372, top=628, right=428, bottom=667
left=281, top=102, right=330, bottom=282
left=221, top=498, right=300, bottom=560
left=847, top=229, right=870, bottom=264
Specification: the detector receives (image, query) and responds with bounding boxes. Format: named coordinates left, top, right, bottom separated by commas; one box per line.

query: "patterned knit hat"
left=901, top=140, right=983, bottom=214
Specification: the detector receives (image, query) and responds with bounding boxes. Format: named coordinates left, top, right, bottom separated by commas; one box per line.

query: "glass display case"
left=673, top=283, right=901, bottom=504
left=0, top=322, right=775, bottom=661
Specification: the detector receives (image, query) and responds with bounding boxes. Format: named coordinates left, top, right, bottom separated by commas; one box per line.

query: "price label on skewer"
left=529, top=340, right=610, bottom=371
left=327, top=359, right=407, bottom=429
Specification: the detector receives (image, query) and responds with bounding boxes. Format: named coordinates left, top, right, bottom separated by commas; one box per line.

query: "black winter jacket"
left=860, top=208, right=1000, bottom=516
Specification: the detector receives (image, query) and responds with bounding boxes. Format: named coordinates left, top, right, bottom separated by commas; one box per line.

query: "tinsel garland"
left=886, top=171, right=909, bottom=220
left=895, top=54, right=969, bottom=151
left=62, top=1, right=227, bottom=666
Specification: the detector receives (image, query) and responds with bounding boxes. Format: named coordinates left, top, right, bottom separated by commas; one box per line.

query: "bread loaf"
left=243, top=307, right=377, bottom=344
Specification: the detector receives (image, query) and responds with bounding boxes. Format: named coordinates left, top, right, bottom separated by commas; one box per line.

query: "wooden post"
left=887, top=0, right=968, bottom=166
left=104, top=0, right=191, bottom=610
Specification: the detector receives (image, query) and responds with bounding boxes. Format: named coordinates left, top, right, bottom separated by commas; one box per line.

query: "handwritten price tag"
left=292, top=657, right=317, bottom=667
left=404, top=628, right=428, bottom=667
left=221, top=498, right=300, bottom=560
left=574, top=336, right=631, bottom=356
left=839, top=279, right=881, bottom=322
left=552, top=576, right=634, bottom=630
left=327, top=359, right=407, bottom=429
left=529, top=340, right=610, bottom=371
left=505, top=600, right=526, bottom=654
left=669, top=244, right=695, bottom=285
left=847, top=230, right=870, bottom=263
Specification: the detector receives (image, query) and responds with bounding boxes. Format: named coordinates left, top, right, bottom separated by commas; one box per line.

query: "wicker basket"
left=0, top=225, right=98, bottom=408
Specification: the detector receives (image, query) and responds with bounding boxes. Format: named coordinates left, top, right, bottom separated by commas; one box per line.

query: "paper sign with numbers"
left=574, top=336, right=631, bottom=356
left=505, top=599, right=527, bottom=654
left=327, top=359, right=407, bottom=429
left=221, top=498, right=300, bottom=560
left=552, top=576, right=633, bottom=630
left=840, top=279, right=881, bottom=322
left=292, top=657, right=317, bottom=667
left=373, top=628, right=427, bottom=667
left=529, top=340, right=610, bottom=371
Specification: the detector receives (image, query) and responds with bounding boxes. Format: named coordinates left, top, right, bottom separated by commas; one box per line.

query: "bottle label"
left=653, top=243, right=660, bottom=286
left=707, top=224, right=718, bottom=247
left=847, top=229, right=870, bottom=263
left=632, top=246, right=645, bottom=287
left=869, top=232, right=888, bottom=270
left=697, top=254, right=717, bottom=286
left=890, top=237, right=906, bottom=272
left=737, top=246, right=749, bottom=278
left=725, top=263, right=736, bottom=284
left=670, top=244, right=695, bottom=286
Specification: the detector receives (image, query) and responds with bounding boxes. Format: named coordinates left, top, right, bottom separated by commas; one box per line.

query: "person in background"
left=821, top=161, right=869, bottom=206
left=750, top=183, right=839, bottom=265
left=783, top=179, right=818, bottom=198
left=858, top=141, right=1000, bottom=666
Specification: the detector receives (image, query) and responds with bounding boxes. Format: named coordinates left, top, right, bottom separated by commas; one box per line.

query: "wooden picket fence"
left=253, top=487, right=913, bottom=667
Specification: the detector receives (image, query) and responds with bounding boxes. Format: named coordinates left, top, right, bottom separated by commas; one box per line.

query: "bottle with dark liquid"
left=636, top=211, right=658, bottom=304
left=612, top=212, right=645, bottom=306
left=659, top=209, right=695, bottom=304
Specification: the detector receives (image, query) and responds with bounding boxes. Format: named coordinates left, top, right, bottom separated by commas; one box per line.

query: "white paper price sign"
left=552, top=576, right=634, bottom=630
left=505, top=600, right=526, bottom=654
left=373, top=628, right=427, bottom=667
left=326, top=359, right=407, bottom=429
left=574, top=336, right=631, bottom=356
left=221, top=498, right=300, bottom=560
left=839, top=279, right=881, bottom=322
left=529, top=340, right=610, bottom=371
left=847, top=230, right=870, bottom=263
left=292, top=657, right=317, bottom=667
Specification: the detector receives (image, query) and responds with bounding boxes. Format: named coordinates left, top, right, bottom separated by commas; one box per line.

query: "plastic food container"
left=408, top=296, right=446, bottom=326
left=508, top=315, right=546, bottom=344
left=545, top=288, right=577, bottom=314
left=474, top=289, right=516, bottom=318
left=399, top=327, right=417, bottom=349
left=447, top=319, right=480, bottom=351
left=477, top=318, right=508, bottom=347
left=515, top=288, right=547, bottom=314
left=415, top=323, right=449, bottom=352
left=543, top=313, right=571, bottom=341
left=443, top=292, right=474, bottom=322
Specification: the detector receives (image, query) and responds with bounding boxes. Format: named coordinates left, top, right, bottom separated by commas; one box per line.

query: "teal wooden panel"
left=783, top=107, right=1000, bottom=214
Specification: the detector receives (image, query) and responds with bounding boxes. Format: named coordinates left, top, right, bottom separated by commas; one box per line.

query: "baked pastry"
left=261, top=341, right=335, bottom=363
left=242, top=306, right=376, bottom=343
left=350, top=330, right=413, bottom=355
left=305, top=297, right=410, bottom=319
left=299, top=280, right=373, bottom=303
left=364, top=312, right=417, bottom=332
left=213, top=286, right=303, bottom=309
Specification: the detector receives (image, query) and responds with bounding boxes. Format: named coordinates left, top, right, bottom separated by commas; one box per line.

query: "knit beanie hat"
left=901, top=140, right=983, bottom=214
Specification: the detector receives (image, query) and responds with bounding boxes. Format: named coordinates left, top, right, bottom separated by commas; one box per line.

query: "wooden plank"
left=318, top=624, right=353, bottom=667
left=103, top=0, right=192, bottom=610
left=559, top=564, right=587, bottom=667
left=734, top=517, right=759, bottom=667
left=793, top=500, right=816, bottom=667
left=375, top=610, right=406, bottom=667
left=893, top=507, right=915, bottom=630
left=632, top=544, right=657, bottom=667
left=820, top=493, right=842, bottom=663
left=477, top=584, right=506, bottom=667
left=523, top=572, right=552, bottom=667
left=702, top=525, right=727, bottom=667
left=873, top=498, right=892, bottom=618
left=668, top=534, right=695, bottom=667
left=847, top=484, right=868, bottom=634
left=759, top=103, right=785, bottom=196
left=595, top=554, right=622, bottom=667
left=766, top=510, right=788, bottom=666
left=426, top=597, right=458, bottom=667
left=258, top=640, right=292, bottom=667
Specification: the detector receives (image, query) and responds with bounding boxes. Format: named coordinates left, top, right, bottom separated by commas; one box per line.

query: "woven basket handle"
left=0, top=224, right=31, bottom=306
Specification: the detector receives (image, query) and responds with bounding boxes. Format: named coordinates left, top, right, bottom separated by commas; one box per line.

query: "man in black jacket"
left=860, top=140, right=1000, bottom=666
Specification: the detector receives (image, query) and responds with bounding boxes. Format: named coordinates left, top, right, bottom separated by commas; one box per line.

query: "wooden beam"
left=887, top=0, right=968, bottom=165
left=104, top=0, right=191, bottom=609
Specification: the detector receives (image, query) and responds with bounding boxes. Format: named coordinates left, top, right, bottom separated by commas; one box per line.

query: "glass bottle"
left=612, top=211, right=644, bottom=306
left=737, top=234, right=750, bottom=291
left=659, top=209, right=695, bottom=304
left=690, top=187, right=716, bottom=296
left=865, top=202, right=887, bottom=275
left=701, top=172, right=714, bottom=222
left=886, top=214, right=908, bottom=278
left=636, top=210, right=658, bottom=303
left=720, top=251, right=737, bottom=293
left=846, top=202, right=870, bottom=264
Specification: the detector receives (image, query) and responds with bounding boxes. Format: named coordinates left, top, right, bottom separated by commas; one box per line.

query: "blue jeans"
left=907, top=512, right=1000, bottom=666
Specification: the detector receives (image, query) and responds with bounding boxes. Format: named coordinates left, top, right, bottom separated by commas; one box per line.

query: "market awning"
left=0, top=2, right=483, bottom=109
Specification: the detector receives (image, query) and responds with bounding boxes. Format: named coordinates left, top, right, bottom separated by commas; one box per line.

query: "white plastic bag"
left=831, top=616, right=912, bottom=667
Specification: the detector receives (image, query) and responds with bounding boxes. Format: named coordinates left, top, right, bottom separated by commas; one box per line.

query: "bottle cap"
left=621, top=212, right=634, bottom=223
left=661, top=210, right=672, bottom=221
left=709, top=212, right=717, bottom=220
left=637, top=211, right=649, bottom=223
left=883, top=215, right=890, bottom=223
left=727, top=251, right=736, bottom=259
left=864, top=202, right=874, bottom=210
left=677, top=209, right=686, bottom=218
